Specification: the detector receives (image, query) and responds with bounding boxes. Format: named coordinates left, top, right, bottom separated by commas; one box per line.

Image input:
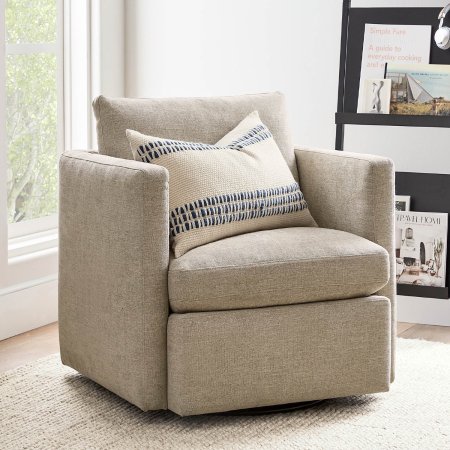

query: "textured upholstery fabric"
left=168, top=296, right=391, bottom=416
left=92, top=92, right=297, bottom=178
left=59, top=95, right=395, bottom=416
left=169, top=227, right=389, bottom=313
left=127, top=111, right=316, bottom=257
left=295, top=147, right=396, bottom=382
left=59, top=151, right=169, bottom=411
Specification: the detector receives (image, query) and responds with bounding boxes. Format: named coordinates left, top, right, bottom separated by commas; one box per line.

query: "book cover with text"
left=357, top=24, right=431, bottom=112
left=396, top=211, right=448, bottom=288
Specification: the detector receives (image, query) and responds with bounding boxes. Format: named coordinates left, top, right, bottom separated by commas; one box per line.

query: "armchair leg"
left=221, top=400, right=325, bottom=416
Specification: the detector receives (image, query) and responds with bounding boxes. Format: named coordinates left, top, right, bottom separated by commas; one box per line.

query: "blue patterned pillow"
left=127, top=111, right=316, bottom=257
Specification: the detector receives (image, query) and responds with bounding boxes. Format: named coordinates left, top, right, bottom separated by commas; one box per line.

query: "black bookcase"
left=335, top=1, right=450, bottom=299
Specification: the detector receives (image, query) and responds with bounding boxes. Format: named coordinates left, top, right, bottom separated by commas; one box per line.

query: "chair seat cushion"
left=168, top=227, right=390, bottom=313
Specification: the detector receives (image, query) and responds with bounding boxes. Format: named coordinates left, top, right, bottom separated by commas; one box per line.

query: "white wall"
left=125, top=0, right=342, bottom=149
left=91, top=0, right=125, bottom=146
left=124, top=0, right=450, bottom=174
left=92, top=0, right=125, bottom=99
left=123, top=0, right=450, bottom=325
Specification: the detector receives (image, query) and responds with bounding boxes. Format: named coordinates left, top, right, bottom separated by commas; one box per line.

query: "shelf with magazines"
left=336, top=2, right=450, bottom=301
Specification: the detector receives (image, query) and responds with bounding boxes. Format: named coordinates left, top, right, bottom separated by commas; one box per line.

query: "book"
left=396, top=211, right=448, bottom=288
left=357, top=24, right=431, bottom=113
left=385, top=63, right=450, bottom=116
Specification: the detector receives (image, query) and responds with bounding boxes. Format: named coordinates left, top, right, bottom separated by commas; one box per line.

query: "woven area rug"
left=1, top=338, right=449, bottom=449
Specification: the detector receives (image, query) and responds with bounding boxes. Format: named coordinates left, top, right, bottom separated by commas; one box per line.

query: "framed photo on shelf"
left=361, top=79, right=391, bottom=114
left=395, top=195, right=411, bottom=211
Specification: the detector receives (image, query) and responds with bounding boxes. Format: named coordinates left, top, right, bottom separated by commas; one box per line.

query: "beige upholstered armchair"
left=59, top=93, right=395, bottom=416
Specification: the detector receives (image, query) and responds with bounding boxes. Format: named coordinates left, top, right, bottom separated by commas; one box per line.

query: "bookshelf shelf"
left=397, top=285, right=449, bottom=300
left=335, top=113, right=450, bottom=128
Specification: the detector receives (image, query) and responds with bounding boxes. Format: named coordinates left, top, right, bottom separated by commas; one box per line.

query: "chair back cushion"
left=92, top=92, right=297, bottom=178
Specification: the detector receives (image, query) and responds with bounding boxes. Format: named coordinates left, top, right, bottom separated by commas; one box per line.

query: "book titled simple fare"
left=395, top=211, right=448, bottom=288
left=357, top=24, right=431, bottom=113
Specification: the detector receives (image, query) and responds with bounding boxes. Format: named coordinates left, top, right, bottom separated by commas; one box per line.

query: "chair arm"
left=59, top=150, right=169, bottom=411
left=295, top=147, right=396, bottom=381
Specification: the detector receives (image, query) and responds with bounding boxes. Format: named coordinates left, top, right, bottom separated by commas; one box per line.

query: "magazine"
left=396, top=211, right=448, bottom=287
left=357, top=23, right=431, bottom=113
left=385, top=63, right=450, bottom=116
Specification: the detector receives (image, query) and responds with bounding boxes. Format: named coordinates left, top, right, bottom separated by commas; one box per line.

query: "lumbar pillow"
left=126, top=111, right=316, bottom=257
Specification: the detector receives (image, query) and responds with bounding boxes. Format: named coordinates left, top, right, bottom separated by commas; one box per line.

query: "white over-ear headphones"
left=435, top=4, right=450, bottom=50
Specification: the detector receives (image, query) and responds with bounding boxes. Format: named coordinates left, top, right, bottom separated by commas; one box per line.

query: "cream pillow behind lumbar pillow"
left=126, top=111, right=316, bottom=257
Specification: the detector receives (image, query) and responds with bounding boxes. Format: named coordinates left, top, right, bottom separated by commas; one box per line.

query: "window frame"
left=3, top=0, right=64, bottom=241
left=1, top=0, right=99, bottom=291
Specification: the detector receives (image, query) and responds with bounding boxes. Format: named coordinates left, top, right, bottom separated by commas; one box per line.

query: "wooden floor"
left=0, top=323, right=60, bottom=373
left=1, top=321, right=450, bottom=374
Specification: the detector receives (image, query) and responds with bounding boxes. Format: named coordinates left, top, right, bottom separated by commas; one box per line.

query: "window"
left=4, top=0, right=63, bottom=237
left=0, top=0, right=95, bottom=284
left=1, top=0, right=101, bottom=290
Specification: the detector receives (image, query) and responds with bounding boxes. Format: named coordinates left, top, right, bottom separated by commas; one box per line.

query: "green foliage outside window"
left=6, top=0, right=56, bottom=43
left=5, top=0, right=58, bottom=223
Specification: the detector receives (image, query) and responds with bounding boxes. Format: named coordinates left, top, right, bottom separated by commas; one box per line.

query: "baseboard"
left=398, top=295, right=450, bottom=326
left=0, top=278, right=58, bottom=340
